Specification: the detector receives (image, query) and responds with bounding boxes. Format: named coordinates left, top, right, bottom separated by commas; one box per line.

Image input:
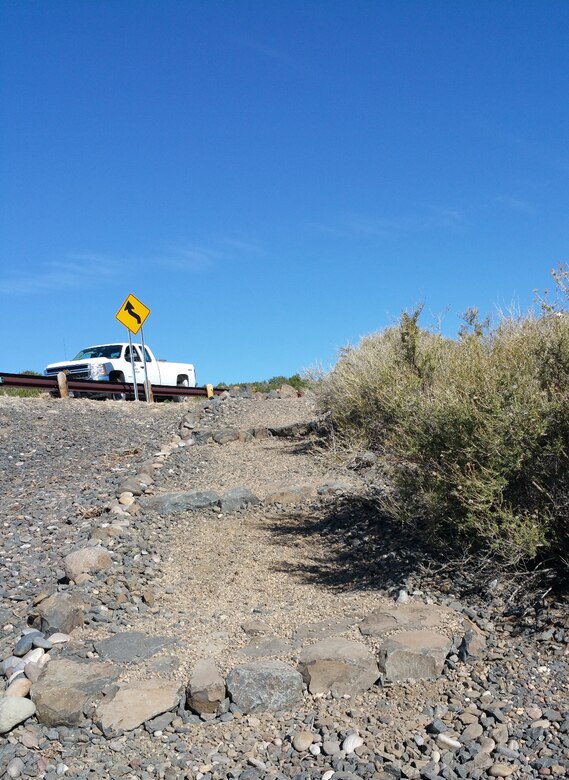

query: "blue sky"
left=1, top=1, right=567, bottom=383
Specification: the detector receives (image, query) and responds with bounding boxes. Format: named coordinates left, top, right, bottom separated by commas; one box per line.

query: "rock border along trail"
left=1, top=391, right=568, bottom=780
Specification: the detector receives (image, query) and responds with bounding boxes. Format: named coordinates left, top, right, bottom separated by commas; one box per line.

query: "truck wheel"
left=110, top=372, right=126, bottom=401
left=174, top=377, right=189, bottom=402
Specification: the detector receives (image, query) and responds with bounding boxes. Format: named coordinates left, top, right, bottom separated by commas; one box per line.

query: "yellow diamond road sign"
left=116, top=294, right=150, bottom=335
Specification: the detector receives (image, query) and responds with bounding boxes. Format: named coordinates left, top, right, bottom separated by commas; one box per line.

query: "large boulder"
left=298, top=638, right=379, bottom=695
left=379, top=630, right=452, bottom=681
left=64, top=547, right=113, bottom=581
left=226, top=660, right=303, bottom=714
left=95, top=680, right=181, bottom=733
left=31, top=658, right=119, bottom=727
left=142, top=490, right=220, bottom=515
left=186, top=658, right=225, bottom=715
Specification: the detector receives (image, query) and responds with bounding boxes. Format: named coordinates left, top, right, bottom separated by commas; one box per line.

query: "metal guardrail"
left=0, top=372, right=225, bottom=399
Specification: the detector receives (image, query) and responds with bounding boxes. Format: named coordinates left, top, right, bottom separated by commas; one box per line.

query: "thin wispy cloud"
left=0, top=256, right=116, bottom=295
left=310, top=204, right=467, bottom=241
left=493, top=195, right=536, bottom=215
left=155, top=244, right=223, bottom=272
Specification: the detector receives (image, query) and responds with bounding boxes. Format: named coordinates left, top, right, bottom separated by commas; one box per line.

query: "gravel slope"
left=0, top=392, right=568, bottom=780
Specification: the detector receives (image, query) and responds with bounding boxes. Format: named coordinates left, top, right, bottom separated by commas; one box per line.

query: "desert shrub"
left=0, top=370, right=42, bottom=398
left=318, top=302, right=569, bottom=566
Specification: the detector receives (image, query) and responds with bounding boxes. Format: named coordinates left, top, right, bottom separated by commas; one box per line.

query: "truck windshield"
left=73, top=345, right=123, bottom=360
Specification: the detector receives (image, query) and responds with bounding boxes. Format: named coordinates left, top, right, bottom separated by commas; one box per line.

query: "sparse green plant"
left=0, top=370, right=43, bottom=398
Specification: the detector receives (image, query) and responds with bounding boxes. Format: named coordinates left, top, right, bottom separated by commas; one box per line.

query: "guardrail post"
left=57, top=372, right=69, bottom=399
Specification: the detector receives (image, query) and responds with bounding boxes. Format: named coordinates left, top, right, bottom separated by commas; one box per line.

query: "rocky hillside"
left=0, top=392, right=567, bottom=780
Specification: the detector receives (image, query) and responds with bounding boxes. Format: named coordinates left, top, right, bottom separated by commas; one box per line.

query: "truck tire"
left=109, top=371, right=127, bottom=401
left=174, top=377, right=189, bottom=402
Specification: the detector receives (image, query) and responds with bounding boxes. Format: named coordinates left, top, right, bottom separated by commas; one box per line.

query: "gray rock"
left=221, top=487, right=260, bottom=514
left=379, top=630, right=452, bottom=681
left=359, top=603, right=457, bottom=638
left=118, top=477, right=145, bottom=495
left=144, top=710, right=174, bottom=732
left=96, top=679, right=181, bottom=733
left=142, top=490, right=220, bottom=515
left=14, top=632, right=42, bottom=657
left=95, top=631, right=176, bottom=663
left=0, top=695, right=36, bottom=734
left=298, top=638, right=379, bottom=695
left=268, top=422, right=316, bottom=438
left=226, top=660, right=304, bottom=714
left=193, top=431, right=213, bottom=445
left=241, top=638, right=292, bottom=658
left=186, top=658, right=225, bottom=715
left=31, top=657, right=120, bottom=727
left=213, top=429, right=240, bottom=444
left=64, top=546, right=113, bottom=581
left=31, top=592, right=85, bottom=636
left=241, top=619, right=270, bottom=637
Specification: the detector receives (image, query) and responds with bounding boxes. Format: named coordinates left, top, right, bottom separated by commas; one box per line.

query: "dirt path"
left=125, top=394, right=393, bottom=679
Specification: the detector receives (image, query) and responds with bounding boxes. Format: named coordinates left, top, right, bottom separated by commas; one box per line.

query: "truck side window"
left=125, top=348, right=141, bottom=362
left=143, top=348, right=153, bottom=362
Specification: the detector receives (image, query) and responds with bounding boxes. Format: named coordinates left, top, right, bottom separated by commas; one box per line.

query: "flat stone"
left=64, top=546, right=113, bottom=582
left=241, top=619, right=270, bottom=637
left=186, top=658, right=225, bottom=715
left=31, top=657, right=120, bottom=727
left=96, top=679, right=181, bottom=733
left=0, top=695, right=36, bottom=734
left=298, top=638, right=379, bottom=695
left=95, top=631, right=176, bottom=663
left=359, top=603, right=457, bottom=638
left=379, top=630, right=452, bottom=682
left=31, top=592, right=85, bottom=636
left=145, top=655, right=180, bottom=675
left=294, top=619, right=354, bottom=641
left=221, top=487, right=260, bottom=514
left=142, top=490, right=220, bottom=515
left=241, top=638, right=292, bottom=658
left=226, top=660, right=303, bottom=714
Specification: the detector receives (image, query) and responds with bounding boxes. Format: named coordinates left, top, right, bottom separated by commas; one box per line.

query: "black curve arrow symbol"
left=124, top=301, right=142, bottom=324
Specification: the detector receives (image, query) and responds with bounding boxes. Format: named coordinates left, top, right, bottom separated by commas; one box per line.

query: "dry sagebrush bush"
left=318, top=307, right=569, bottom=566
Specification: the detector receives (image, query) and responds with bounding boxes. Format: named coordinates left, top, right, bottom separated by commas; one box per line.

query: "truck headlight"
left=90, top=363, right=109, bottom=378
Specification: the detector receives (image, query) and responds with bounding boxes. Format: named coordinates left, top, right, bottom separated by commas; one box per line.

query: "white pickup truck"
left=44, top=343, right=196, bottom=398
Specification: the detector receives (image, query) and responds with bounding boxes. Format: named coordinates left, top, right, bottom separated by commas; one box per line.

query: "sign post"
left=115, top=294, right=151, bottom=402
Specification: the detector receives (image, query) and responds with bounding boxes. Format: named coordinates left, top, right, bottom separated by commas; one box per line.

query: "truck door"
left=140, top=346, right=161, bottom=384
left=124, top=345, right=144, bottom=385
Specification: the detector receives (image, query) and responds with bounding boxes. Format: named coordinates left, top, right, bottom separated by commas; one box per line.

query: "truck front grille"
left=45, top=364, right=90, bottom=379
